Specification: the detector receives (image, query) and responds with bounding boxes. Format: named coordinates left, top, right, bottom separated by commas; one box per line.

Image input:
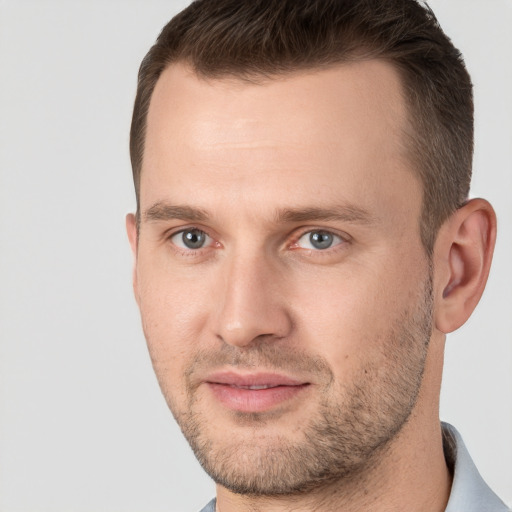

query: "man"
left=126, top=0, right=509, bottom=510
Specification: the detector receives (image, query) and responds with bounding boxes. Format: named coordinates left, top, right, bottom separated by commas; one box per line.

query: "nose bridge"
left=213, top=246, right=292, bottom=347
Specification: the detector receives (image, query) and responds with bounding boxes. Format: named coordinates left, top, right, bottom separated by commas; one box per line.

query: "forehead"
left=146, top=59, right=408, bottom=152
left=142, top=60, right=420, bottom=224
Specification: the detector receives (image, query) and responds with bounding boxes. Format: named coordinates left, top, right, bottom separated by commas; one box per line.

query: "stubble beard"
left=159, top=273, right=433, bottom=497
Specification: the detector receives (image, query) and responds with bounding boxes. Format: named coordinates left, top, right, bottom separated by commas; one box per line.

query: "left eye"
left=170, top=228, right=212, bottom=250
left=296, top=230, right=343, bottom=250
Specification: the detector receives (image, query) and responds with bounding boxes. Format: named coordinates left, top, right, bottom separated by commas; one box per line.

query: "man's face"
left=129, top=61, right=434, bottom=494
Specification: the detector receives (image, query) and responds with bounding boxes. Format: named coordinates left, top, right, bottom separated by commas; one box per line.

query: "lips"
left=204, top=372, right=310, bottom=413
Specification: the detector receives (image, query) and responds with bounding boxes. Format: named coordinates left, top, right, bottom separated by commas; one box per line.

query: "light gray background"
left=0, top=1, right=510, bottom=511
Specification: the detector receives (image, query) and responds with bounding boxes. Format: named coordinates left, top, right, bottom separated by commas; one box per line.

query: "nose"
left=212, top=252, right=293, bottom=347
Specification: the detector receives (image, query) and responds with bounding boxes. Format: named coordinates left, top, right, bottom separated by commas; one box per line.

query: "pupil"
left=183, top=230, right=205, bottom=249
left=310, top=232, right=333, bottom=249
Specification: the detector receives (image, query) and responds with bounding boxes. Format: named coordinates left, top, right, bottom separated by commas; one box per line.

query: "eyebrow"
left=143, top=201, right=374, bottom=226
left=143, top=202, right=209, bottom=222
left=275, top=205, right=375, bottom=225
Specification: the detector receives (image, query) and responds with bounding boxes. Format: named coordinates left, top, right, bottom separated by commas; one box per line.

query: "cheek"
left=288, top=260, right=419, bottom=370
left=136, top=262, right=212, bottom=378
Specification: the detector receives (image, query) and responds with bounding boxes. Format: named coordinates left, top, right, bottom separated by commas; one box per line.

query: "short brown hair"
left=130, top=0, right=473, bottom=254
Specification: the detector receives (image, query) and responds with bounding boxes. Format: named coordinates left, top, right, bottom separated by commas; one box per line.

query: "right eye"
left=170, top=228, right=212, bottom=250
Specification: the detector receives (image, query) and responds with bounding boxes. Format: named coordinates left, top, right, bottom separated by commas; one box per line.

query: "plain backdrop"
left=0, top=1, right=510, bottom=511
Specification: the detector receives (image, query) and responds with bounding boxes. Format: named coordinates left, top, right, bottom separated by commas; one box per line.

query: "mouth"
left=204, top=372, right=311, bottom=413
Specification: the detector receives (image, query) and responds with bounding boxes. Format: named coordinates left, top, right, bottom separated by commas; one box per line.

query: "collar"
left=443, top=422, right=509, bottom=511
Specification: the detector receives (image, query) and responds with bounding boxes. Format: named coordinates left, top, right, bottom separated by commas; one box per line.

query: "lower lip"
left=206, top=383, right=309, bottom=413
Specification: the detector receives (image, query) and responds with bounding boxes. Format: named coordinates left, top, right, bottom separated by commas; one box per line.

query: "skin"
left=127, top=61, right=496, bottom=511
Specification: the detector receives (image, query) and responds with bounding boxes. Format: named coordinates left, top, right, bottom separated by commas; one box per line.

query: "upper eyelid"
left=169, top=227, right=210, bottom=237
left=291, top=226, right=351, bottom=243
left=165, top=224, right=215, bottom=240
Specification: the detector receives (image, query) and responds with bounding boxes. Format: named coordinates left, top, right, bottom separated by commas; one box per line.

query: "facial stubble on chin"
left=156, top=272, right=434, bottom=497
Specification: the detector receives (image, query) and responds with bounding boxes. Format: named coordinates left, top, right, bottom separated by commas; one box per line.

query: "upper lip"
left=205, top=371, right=308, bottom=388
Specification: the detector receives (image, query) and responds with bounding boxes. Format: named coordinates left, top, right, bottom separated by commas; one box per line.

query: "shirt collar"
left=443, top=422, right=509, bottom=511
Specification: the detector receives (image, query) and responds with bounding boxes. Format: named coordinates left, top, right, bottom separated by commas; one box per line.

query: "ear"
left=434, top=198, right=497, bottom=334
left=126, top=213, right=140, bottom=303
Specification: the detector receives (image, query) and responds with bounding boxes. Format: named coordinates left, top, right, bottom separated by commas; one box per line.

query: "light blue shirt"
left=199, top=423, right=509, bottom=512
left=443, top=423, right=509, bottom=512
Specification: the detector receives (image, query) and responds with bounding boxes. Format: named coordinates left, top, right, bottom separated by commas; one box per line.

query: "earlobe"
left=434, top=198, right=497, bottom=334
left=126, top=213, right=140, bottom=302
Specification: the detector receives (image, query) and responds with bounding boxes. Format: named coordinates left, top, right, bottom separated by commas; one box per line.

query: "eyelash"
left=291, top=229, right=347, bottom=252
left=166, top=226, right=350, bottom=257
left=167, top=227, right=218, bottom=256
